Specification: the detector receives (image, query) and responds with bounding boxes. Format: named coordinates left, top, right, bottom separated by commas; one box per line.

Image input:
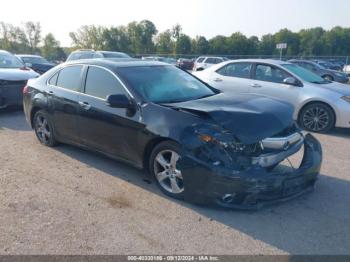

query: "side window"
left=217, top=62, right=252, bottom=79
left=48, top=72, right=59, bottom=85
left=85, top=66, right=124, bottom=99
left=205, top=58, right=217, bottom=64
left=196, top=57, right=205, bottom=63
left=56, top=65, right=83, bottom=91
left=255, top=64, right=290, bottom=84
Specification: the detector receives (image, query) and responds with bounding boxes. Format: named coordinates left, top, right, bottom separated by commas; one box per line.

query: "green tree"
left=69, top=25, right=105, bottom=49
left=258, top=34, right=275, bottom=55
left=208, top=35, right=227, bottom=54
left=41, top=33, right=66, bottom=61
left=102, top=26, right=131, bottom=53
left=192, top=36, right=209, bottom=54
left=299, top=27, right=325, bottom=56
left=24, top=21, right=41, bottom=53
left=274, top=29, right=300, bottom=56
left=175, top=34, right=192, bottom=55
left=155, top=30, right=174, bottom=54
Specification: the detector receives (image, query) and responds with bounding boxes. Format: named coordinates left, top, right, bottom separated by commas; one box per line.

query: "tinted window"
left=56, top=66, right=83, bottom=91
left=255, top=64, right=290, bottom=83
left=282, top=64, right=329, bottom=84
left=116, top=66, right=215, bottom=103
left=85, top=67, right=124, bottom=99
left=205, top=58, right=217, bottom=64
left=49, top=72, right=59, bottom=85
left=196, top=57, right=205, bottom=63
left=217, top=62, right=252, bottom=78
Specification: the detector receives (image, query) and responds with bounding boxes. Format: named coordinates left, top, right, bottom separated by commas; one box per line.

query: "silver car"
left=193, top=59, right=350, bottom=133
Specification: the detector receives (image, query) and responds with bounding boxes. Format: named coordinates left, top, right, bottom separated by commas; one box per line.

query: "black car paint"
left=23, top=60, right=322, bottom=209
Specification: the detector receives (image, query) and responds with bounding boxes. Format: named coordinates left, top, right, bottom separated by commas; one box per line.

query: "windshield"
left=0, top=53, right=24, bottom=69
left=116, top=66, right=216, bottom=103
left=21, top=56, right=49, bottom=64
left=282, top=64, right=330, bottom=84
left=101, top=52, right=130, bottom=58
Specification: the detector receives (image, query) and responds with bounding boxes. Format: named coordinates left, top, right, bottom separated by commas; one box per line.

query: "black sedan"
left=23, top=59, right=322, bottom=209
left=17, top=55, right=55, bottom=74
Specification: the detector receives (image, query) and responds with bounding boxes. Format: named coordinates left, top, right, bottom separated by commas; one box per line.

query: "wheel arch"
left=297, top=100, right=337, bottom=125
left=142, top=137, right=179, bottom=171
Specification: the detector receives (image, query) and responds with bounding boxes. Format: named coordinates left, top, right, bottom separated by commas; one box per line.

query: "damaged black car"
left=23, top=59, right=322, bottom=209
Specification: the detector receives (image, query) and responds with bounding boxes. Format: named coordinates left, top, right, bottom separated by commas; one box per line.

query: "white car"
left=193, top=56, right=228, bottom=71
left=343, top=64, right=350, bottom=76
left=193, top=59, right=350, bottom=133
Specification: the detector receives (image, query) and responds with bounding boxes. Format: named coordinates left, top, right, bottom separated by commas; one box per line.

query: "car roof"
left=227, top=59, right=291, bottom=65
left=0, top=50, right=12, bottom=55
left=17, top=54, right=42, bottom=58
left=65, top=58, right=169, bottom=70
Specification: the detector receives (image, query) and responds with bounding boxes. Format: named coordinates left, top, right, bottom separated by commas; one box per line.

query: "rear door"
left=206, top=62, right=253, bottom=93
left=250, top=63, right=300, bottom=104
left=47, top=65, right=83, bottom=143
left=76, top=65, right=143, bottom=162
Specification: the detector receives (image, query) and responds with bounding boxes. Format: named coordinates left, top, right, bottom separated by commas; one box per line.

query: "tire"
left=298, top=103, right=335, bottom=133
left=33, top=110, right=58, bottom=147
left=149, top=141, right=184, bottom=200
left=323, top=75, right=334, bottom=81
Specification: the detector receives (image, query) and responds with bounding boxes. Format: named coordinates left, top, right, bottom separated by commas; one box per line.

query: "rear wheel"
left=149, top=141, right=184, bottom=199
left=323, top=75, right=334, bottom=81
left=33, top=110, right=58, bottom=147
left=298, top=103, right=335, bottom=133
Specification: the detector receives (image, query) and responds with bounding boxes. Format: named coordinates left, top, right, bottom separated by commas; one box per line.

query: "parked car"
left=313, top=60, right=342, bottom=71
left=177, top=58, right=194, bottom=70
left=289, top=59, right=348, bottom=83
left=17, top=54, right=56, bottom=74
left=193, top=56, right=228, bottom=71
left=66, top=50, right=130, bottom=61
left=193, top=59, right=350, bottom=133
left=0, top=50, right=39, bottom=109
left=23, top=59, right=322, bottom=209
left=142, top=56, right=176, bottom=65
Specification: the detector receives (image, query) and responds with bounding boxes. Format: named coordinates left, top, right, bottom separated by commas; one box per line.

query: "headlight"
left=341, top=96, right=350, bottom=103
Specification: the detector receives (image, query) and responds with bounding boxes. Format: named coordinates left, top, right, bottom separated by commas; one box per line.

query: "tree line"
left=1, top=20, right=350, bottom=61
left=0, top=21, right=66, bottom=61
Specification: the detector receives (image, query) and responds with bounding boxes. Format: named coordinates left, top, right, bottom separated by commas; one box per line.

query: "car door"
left=76, top=65, right=143, bottom=163
left=47, top=65, right=83, bottom=143
left=206, top=62, right=253, bottom=93
left=250, top=63, right=301, bottom=106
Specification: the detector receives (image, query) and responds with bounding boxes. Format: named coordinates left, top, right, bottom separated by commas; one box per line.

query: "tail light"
left=23, top=84, right=29, bottom=94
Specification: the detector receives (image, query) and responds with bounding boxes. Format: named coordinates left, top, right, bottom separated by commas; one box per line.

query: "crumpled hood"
left=168, top=93, right=294, bottom=143
left=0, top=68, right=39, bottom=81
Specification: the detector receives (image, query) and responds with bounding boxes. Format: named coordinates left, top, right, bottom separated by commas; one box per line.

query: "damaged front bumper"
left=179, top=134, right=322, bottom=210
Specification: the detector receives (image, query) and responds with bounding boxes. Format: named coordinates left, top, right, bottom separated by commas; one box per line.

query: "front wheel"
left=33, top=110, right=58, bottom=147
left=149, top=141, right=184, bottom=199
left=323, top=75, right=334, bottom=81
left=298, top=103, right=335, bottom=133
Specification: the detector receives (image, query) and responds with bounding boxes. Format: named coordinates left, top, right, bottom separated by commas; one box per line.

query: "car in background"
left=313, top=60, right=342, bottom=71
left=0, top=50, right=39, bottom=109
left=193, top=59, right=350, bottom=133
left=17, top=54, right=55, bottom=74
left=66, top=50, right=131, bottom=62
left=23, top=59, right=322, bottom=209
left=289, top=59, right=348, bottom=83
left=343, top=64, right=350, bottom=76
left=193, top=56, right=228, bottom=71
left=177, top=58, right=194, bottom=71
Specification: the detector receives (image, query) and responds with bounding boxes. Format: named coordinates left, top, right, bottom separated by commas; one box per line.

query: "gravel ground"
left=0, top=110, right=350, bottom=255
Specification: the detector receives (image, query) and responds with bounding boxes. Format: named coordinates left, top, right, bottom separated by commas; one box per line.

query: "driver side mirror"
left=283, top=77, right=299, bottom=86
left=106, top=94, right=136, bottom=114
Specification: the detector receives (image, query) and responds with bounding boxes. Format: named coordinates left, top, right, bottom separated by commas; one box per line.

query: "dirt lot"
left=0, top=110, right=350, bottom=255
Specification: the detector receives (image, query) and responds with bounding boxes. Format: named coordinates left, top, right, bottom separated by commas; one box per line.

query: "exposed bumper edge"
left=180, top=134, right=322, bottom=210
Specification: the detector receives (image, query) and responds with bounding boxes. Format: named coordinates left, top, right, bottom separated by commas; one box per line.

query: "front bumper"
left=180, top=134, right=322, bottom=210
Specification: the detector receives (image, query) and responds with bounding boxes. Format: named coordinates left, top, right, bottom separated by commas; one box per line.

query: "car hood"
left=317, top=82, right=350, bottom=95
left=166, top=93, right=294, bottom=144
left=0, top=68, right=39, bottom=81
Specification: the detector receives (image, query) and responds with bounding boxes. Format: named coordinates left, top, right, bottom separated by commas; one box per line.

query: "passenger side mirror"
left=283, top=77, right=299, bottom=86
left=107, top=94, right=134, bottom=109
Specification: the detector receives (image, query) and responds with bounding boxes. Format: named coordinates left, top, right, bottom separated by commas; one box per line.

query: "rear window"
left=56, top=65, right=83, bottom=91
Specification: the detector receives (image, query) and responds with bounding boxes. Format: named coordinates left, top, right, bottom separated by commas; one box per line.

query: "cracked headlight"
left=341, top=96, right=350, bottom=103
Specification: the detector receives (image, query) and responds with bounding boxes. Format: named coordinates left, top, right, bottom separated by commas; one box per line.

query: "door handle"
left=213, top=78, right=223, bottom=82
left=78, top=101, right=91, bottom=110
left=251, top=83, right=262, bottom=88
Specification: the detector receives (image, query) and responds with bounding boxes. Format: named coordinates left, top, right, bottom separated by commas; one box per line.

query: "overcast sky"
left=2, top=0, right=350, bottom=46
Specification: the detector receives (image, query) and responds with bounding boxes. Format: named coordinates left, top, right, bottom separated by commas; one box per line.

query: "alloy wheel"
left=153, top=149, right=184, bottom=194
left=35, top=115, right=51, bottom=144
left=302, top=106, right=330, bottom=132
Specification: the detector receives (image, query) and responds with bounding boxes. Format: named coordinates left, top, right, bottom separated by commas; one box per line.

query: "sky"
left=2, top=0, right=350, bottom=46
